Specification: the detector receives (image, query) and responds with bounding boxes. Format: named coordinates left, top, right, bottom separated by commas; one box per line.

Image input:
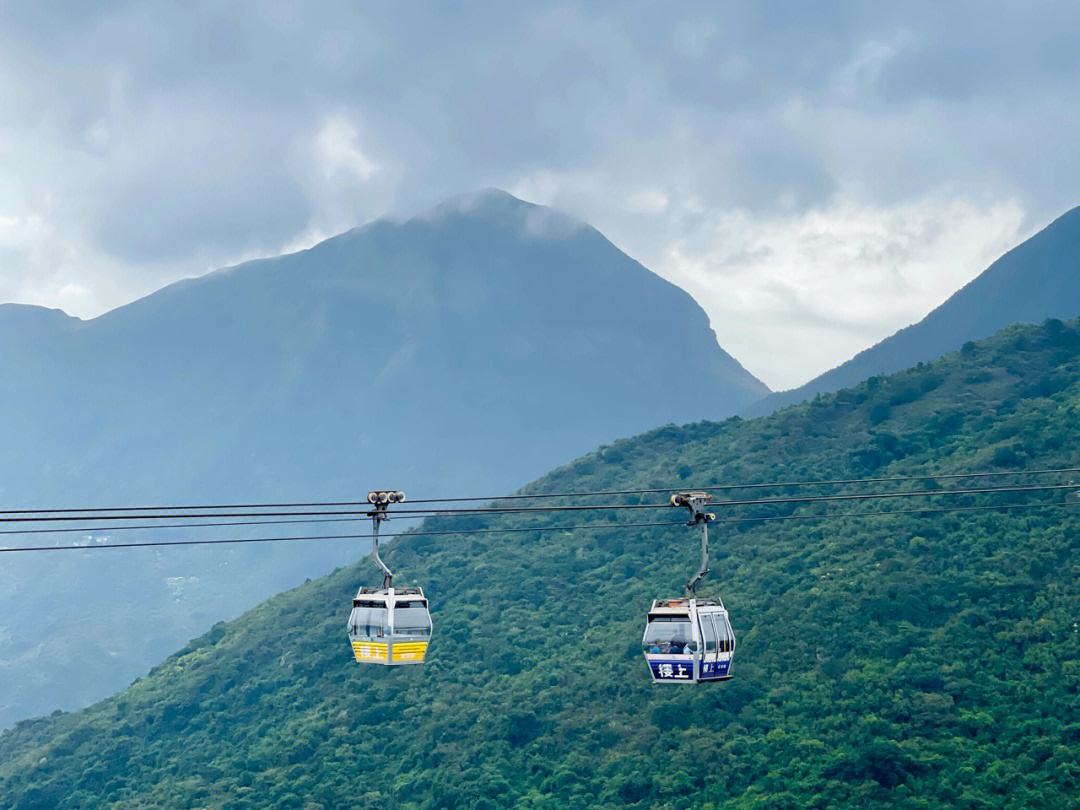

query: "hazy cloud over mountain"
left=1, top=1, right=1078, bottom=387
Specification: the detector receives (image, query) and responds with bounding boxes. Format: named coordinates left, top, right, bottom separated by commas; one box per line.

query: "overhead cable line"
left=2, top=466, right=1077, bottom=515
left=0, top=515, right=371, bottom=537
left=372, top=481, right=1080, bottom=516
left=293, top=481, right=1080, bottom=518
left=0, top=499, right=1074, bottom=554
left=0, top=481, right=1077, bottom=524
left=715, top=498, right=1076, bottom=526
left=699, top=481, right=1080, bottom=510
left=399, top=466, right=1080, bottom=503
left=8, top=479, right=1076, bottom=537
left=0, top=500, right=374, bottom=516
left=0, top=520, right=686, bottom=553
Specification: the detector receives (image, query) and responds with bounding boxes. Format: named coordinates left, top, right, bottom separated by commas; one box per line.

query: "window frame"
left=348, top=606, right=388, bottom=639
left=699, top=614, right=717, bottom=653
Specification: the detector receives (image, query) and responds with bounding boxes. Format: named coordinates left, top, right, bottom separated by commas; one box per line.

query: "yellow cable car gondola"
left=347, top=490, right=432, bottom=666
left=348, top=585, right=431, bottom=665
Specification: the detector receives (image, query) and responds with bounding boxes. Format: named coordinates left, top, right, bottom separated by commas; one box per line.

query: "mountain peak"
left=417, top=188, right=585, bottom=239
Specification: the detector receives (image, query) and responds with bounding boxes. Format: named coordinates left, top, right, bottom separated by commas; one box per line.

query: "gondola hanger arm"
left=671, top=492, right=715, bottom=597
left=366, top=490, right=405, bottom=589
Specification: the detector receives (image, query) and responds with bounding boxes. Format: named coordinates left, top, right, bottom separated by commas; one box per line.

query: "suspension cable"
left=0, top=520, right=686, bottom=553
left=0, top=515, right=372, bottom=536
left=0, top=481, right=1075, bottom=525
left=0, top=499, right=1073, bottom=554
left=7, top=476, right=1075, bottom=537
left=401, top=466, right=1080, bottom=503
left=2, top=466, right=1077, bottom=515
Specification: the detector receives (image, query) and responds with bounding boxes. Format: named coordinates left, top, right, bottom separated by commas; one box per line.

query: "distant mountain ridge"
left=744, top=205, right=1080, bottom=416
left=0, top=189, right=767, bottom=729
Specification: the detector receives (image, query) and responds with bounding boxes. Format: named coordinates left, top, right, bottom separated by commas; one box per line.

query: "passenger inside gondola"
left=643, top=616, right=693, bottom=655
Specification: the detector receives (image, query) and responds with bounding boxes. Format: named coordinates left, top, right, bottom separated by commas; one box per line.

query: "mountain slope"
left=745, top=205, right=1080, bottom=417
left=3, top=318, right=1079, bottom=809
left=0, top=189, right=767, bottom=729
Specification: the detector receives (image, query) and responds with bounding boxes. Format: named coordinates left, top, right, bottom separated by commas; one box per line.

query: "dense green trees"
left=2, top=318, right=1080, bottom=809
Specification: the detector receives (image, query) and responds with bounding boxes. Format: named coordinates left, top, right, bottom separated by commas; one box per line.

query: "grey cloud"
left=1, top=0, right=1079, bottom=385
left=871, top=3, right=1080, bottom=103
left=86, top=108, right=312, bottom=262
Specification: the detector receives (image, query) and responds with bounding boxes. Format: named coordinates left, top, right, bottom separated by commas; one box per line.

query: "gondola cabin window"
left=349, top=606, right=387, bottom=639
left=393, top=605, right=432, bottom=638
left=643, top=616, right=694, bottom=654
left=700, top=616, right=717, bottom=653
left=717, top=615, right=733, bottom=653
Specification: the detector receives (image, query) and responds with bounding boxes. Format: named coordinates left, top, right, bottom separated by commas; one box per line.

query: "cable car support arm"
left=366, top=490, right=405, bottom=590
left=672, top=492, right=716, bottom=597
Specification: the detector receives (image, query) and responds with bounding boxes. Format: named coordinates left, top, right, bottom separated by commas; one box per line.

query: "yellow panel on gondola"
left=351, top=641, right=388, bottom=663
left=391, top=642, right=428, bottom=663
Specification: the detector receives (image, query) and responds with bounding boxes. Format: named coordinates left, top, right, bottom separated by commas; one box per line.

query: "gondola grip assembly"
left=366, top=490, right=404, bottom=589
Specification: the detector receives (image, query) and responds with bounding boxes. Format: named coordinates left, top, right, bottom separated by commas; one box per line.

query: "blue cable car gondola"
left=642, top=492, right=736, bottom=684
left=642, top=597, right=734, bottom=683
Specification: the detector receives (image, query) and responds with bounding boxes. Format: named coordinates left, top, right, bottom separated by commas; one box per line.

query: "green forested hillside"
left=2, top=319, right=1080, bottom=809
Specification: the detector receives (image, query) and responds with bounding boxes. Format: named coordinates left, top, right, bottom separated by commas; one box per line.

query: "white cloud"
left=0, top=212, right=47, bottom=249
left=625, top=188, right=670, bottom=214
left=655, top=194, right=1027, bottom=389
left=84, top=119, right=111, bottom=152
left=56, top=282, right=92, bottom=309
left=830, top=34, right=912, bottom=103
left=523, top=206, right=582, bottom=240
left=315, top=118, right=377, bottom=182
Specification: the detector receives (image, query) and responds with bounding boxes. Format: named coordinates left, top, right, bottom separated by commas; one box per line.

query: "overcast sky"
left=1, top=2, right=1078, bottom=389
